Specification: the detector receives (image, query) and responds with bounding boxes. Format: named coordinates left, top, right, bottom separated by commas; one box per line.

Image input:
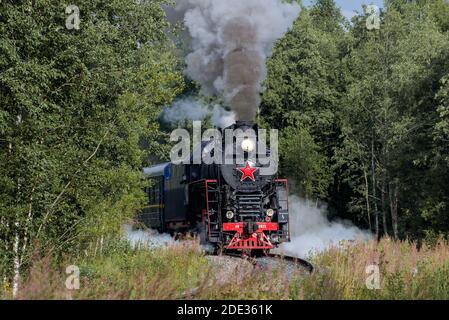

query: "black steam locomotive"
left=139, top=121, right=290, bottom=255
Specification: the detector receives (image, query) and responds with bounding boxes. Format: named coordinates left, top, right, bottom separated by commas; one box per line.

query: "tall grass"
left=2, top=238, right=448, bottom=300
left=298, top=238, right=449, bottom=300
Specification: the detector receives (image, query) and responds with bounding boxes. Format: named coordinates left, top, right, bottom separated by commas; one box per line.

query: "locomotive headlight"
left=241, top=138, right=255, bottom=153
left=266, top=209, right=274, bottom=217
left=226, top=211, right=234, bottom=219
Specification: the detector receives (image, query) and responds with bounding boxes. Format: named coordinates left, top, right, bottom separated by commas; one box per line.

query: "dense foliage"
left=263, top=0, right=449, bottom=240
left=0, top=0, right=183, bottom=283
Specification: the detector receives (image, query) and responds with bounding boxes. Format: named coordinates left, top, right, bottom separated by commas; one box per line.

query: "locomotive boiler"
left=139, top=121, right=290, bottom=256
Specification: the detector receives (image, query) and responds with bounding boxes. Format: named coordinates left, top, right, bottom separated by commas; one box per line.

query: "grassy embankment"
left=2, top=238, right=448, bottom=300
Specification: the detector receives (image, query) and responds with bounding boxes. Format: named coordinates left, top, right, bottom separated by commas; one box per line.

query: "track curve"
left=212, top=251, right=314, bottom=274
left=265, top=253, right=314, bottom=274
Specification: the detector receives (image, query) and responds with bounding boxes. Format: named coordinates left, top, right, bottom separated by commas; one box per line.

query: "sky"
left=302, top=0, right=385, bottom=20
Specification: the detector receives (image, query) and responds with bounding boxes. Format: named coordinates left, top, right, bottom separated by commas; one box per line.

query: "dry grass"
left=298, top=238, right=449, bottom=300
left=2, top=238, right=448, bottom=300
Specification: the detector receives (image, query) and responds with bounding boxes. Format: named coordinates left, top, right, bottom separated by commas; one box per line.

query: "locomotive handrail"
left=189, top=179, right=218, bottom=186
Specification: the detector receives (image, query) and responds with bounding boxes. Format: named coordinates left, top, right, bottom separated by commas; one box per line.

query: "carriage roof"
left=142, top=163, right=171, bottom=178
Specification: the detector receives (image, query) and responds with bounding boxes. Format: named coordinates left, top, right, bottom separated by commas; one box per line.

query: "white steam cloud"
left=279, top=196, right=372, bottom=258
left=166, top=0, right=301, bottom=121
left=122, top=224, right=175, bottom=248
left=162, top=98, right=236, bottom=128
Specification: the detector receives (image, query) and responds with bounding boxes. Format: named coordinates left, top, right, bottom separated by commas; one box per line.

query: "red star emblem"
left=237, top=162, right=258, bottom=181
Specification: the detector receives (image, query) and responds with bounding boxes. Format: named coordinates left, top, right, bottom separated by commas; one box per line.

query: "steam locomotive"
left=139, top=121, right=290, bottom=256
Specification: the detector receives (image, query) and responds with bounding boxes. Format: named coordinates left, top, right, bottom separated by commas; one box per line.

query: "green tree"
left=262, top=0, right=348, bottom=214
left=0, top=0, right=183, bottom=292
left=280, top=123, right=331, bottom=198
left=337, top=0, right=449, bottom=239
left=263, top=0, right=449, bottom=238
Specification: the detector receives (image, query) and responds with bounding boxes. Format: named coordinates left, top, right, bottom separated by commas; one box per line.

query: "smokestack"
left=168, top=0, right=301, bottom=122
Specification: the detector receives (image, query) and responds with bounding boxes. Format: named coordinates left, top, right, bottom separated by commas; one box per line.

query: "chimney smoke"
left=167, top=0, right=301, bottom=121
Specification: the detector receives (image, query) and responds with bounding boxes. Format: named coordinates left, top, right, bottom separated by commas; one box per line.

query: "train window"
left=154, top=185, right=160, bottom=204
left=145, top=177, right=163, bottom=205
left=144, top=187, right=149, bottom=203
left=148, top=186, right=153, bottom=204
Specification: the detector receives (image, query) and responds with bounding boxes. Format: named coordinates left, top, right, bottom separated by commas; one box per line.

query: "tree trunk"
left=10, top=141, right=21, bottom=299
left=381, top=179, right=388, bottom=237
left=21, top=189, right=35, bottom=266
left=371, top=139, right=379, bottom=240
left=364, top=169, right=372, bottom=232
left=100, top=235, right=104, bottom=254
left=389, top=182, right=399, bottom=239
left=12, top=227, right=20, bottom=299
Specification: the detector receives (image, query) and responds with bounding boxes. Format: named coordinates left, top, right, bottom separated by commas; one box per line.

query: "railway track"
left=265, top=253, right=314, bottom=274
left=213, top=251, right=314, bottom=274
left=180, top=253, right=314, bottom=298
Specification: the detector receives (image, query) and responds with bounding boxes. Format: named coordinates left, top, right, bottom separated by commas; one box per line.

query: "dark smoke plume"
left=166, top=0, right=301, bottom=121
